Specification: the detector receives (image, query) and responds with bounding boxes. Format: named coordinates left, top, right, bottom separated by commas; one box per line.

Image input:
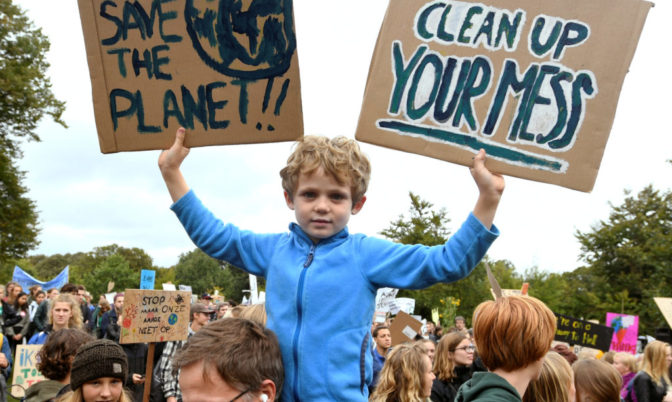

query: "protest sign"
left=163, top=283, right=176, bottom=291
left=654, top=297, right=672, bottom=329
left=140, top=269, right=156, bottom=289
left=555, top=313, right=613, bottom=351
left=78, top=0, right=303, bottom=153
left=120, top=289, right=191, bottom=344
left=356, top=0, right=652, bottom=191
left=11, top=345, right=46, bottom=397
left=390, top=311, right=423, bottom=346
left=375, top=287, right=399, bottom=312
left=606, top=313, right=638, bottom=354
left=391, top=297, right=416, bottom=315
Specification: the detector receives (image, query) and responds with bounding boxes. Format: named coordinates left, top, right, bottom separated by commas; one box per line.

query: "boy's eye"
left=330, top=193, right=346, bottom=200
left=302, top=191, right=316, bottom=198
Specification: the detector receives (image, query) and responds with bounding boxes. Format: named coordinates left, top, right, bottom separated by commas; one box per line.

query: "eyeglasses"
left=229, top=389, right=250, bottom=402
left=454, top=345, right=476, bottom=352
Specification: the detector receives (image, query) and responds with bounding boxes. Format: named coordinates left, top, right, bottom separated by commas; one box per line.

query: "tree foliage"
left=381, top=192, right=451, bottom=246
left=576, top=185, right=672, bottom=334
left=0, top=150, right=39, bottom=263
left=82, top=254, right=139, bottom=300
left=0, top=0, right=66, bottom=159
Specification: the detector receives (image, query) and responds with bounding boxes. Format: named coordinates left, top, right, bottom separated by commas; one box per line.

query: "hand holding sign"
left=159, top=128, right=190, bottom=203
left=471, top=150, right=505, bottom=229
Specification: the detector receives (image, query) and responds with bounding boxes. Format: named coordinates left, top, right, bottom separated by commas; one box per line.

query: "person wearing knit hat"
left=59, top=339, right=133, bottom=402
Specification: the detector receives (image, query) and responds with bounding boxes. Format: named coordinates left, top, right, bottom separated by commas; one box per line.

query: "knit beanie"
left=70, top=339, right=128, bottom=391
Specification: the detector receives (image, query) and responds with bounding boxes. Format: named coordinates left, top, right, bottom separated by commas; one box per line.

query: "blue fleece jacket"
left=172, top=190, right=498, bottom=401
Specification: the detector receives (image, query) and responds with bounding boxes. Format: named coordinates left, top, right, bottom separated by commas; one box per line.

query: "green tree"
left=381, top=192, right=450, bottom=246
left=174, top=249, right=228, bottom=297
left=0, top=150, right=40, bottom=263
left=576, top=185, right=672, bottom=334
left=0, top=0, right=67, bottom=263
left=83, top=254, right=139, bottom=300
left=0, top=0, right=66, bottom=158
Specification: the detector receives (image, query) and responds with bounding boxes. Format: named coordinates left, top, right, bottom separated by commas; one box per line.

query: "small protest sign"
left=391, top=297, right=416, bottom=315
left=375, top=288, right=399, bottom=313
left=162, top=283, right=177, bottom=291
left=390, top=311, right=423, bottom=346
left=555, top=313, right=613, bottom=351
left=356, top=0, right=652, bottom=191
left=654, top=298, right=672, bottom=329
left=77, top=0, right=303, bottom=153
left=11, top=345, right=46, bottom=397
left=120, top=289, right=191, bottom=344
left=606, top=313, right=638, bottom=354
left=140, top=269, right=156, bottom=290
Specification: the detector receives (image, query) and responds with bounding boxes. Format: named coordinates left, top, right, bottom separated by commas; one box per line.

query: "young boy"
left=455, top=295, right=557, bottom=401
left=159, top=128, right=504, bottom=401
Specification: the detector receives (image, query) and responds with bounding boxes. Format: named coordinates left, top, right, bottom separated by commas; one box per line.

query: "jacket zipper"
left=292, top=244, right=315, bottom=401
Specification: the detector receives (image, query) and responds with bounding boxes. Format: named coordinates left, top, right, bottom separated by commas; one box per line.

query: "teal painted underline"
left=377, top=119, right=566, bottom=172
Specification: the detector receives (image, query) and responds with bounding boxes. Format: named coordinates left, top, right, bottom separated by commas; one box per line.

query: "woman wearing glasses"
left=430, top=332, right=477, bottom=402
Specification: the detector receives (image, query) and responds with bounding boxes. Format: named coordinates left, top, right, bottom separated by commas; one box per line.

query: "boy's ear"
left=351, top=196, right=366, bottom=215
left=284, top=191, right=295, bottom=210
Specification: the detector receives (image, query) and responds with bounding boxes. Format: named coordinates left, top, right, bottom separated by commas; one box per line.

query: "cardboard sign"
left=391, top=297, right=416, bottom=315
left=555, top=313, right=613, bottom=351
left=140, top=269, right=156, bottom=290
left=356, top=0, right=651, bottom=192
left=11, top=345, right=46, bottom=397
left=78, top=0, right=303, bottom=153
left=655, top=298, right=672, bottom=328
left=606, top=313, right=638, bottom=354
left=390, top=311, right=423, bottom=346
left=120, top=289, right=191, bottom=344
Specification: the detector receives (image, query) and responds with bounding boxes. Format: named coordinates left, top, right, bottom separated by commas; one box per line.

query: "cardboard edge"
left=77, top=0, right=117, bottom=153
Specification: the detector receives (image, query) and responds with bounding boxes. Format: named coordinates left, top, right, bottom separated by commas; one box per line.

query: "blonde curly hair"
left=279, top=136, right=371, bottom=204
left=370, top=342, right=432, bottom=402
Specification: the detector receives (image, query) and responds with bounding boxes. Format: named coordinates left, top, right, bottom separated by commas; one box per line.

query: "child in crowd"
left=456, top=295, right=556, bottom=401
left=370, top=342, right=435, bottom=402
left=159, top=128, right=504, bottom=400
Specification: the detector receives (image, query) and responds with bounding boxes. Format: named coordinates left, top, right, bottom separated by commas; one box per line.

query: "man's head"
left=454, top=316, right=466, bottom=330
left=47, top=288, right=59, bottom=299
left=373, top=325, right=392, bottom=353
left=280, top=137, right=370, bottom=242
left=77, top=285, right=88, bottom=304
left=472, top=295, right=556, bottom=372
left=113, top=293, right=124, bottom=313
left=175, top=318, right=284, bottom=402
left=426, top=321, right=435, bottom=334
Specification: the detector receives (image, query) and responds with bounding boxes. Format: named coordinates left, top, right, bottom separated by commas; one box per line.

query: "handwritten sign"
left=356, top=0, right=651, bottom=191
left=390, top=311, right=423, bottom=346
left=375, top=288, right=399, bottom=312
left=120, top=289, right=191, bottom=344
left=606, top=313, right=638, bottom=354
left=554, top=313, right=613, bottom=351
left=140, top=269, right=156, bottom=290
left=11, top=345, right=46, bottom=397
left=77, top=0, right=303, bottom=153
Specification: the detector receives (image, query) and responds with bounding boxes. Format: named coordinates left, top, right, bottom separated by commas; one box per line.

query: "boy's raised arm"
left=470, top=149, right=505, bottom=229
left=158, top=127, right=190, bottom=202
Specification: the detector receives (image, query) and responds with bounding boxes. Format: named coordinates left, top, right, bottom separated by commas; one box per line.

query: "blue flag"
left=13, top=265, right=69, bottom=291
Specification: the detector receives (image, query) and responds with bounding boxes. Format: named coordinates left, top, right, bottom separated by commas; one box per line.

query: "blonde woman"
left=632, top=341, right=672, bottom=402
left=370, top=342, right=435, bottom=402
left=523, top=351, right=575, bottom=402
left=28, top=294, right=83, bottom=344
left=573, top=359, right=622, bottom=402
left=431, top=332, right=476, bottom=402
left=613, top=351, right=638, bottom=399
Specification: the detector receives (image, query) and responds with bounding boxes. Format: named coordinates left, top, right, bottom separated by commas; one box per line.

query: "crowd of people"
left=0, top=281, right=277, bottom=402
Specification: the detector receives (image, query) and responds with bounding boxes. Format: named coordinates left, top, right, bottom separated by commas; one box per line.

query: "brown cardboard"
left=654, top=297, right=672, bottom=329
left=119, top=289, right=191, bottom=344
left=78, top=0, right=303, bottom=153
left=356, top=0, right=652, bottom=192
left=389, top=310, right=423, bottom=346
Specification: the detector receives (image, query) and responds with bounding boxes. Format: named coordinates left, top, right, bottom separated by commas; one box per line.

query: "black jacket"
left=633, top=371, right=668, bottom=402
left=431, top=365, right=475, bottom=402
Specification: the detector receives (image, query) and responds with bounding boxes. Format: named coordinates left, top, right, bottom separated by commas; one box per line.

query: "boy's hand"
left=470, top=149, right=504, bottom=229
left=158, top=127, right=190, bottom=202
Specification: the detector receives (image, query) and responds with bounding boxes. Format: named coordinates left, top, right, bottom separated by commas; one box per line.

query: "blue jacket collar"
left=288, top=222, right=349, bottom=245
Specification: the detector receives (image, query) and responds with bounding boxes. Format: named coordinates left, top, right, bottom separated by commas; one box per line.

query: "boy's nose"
left=314, top=196, right=329, bottom=212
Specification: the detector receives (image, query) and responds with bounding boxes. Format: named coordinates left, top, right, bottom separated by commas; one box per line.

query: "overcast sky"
left=13, top=0, right=672, bottom=275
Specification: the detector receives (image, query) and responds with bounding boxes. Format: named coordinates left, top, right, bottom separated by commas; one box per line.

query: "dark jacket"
left=23, top=379, right=66, bottom=402
left=455, top=372, right=521, bottom=402
left=431, top=365, right=475, bottom=402
left=632, top=371, right=668, bottom=402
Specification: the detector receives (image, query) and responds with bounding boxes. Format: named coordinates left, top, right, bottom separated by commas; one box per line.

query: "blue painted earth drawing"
left=185, top=0, right=296, bottom=79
